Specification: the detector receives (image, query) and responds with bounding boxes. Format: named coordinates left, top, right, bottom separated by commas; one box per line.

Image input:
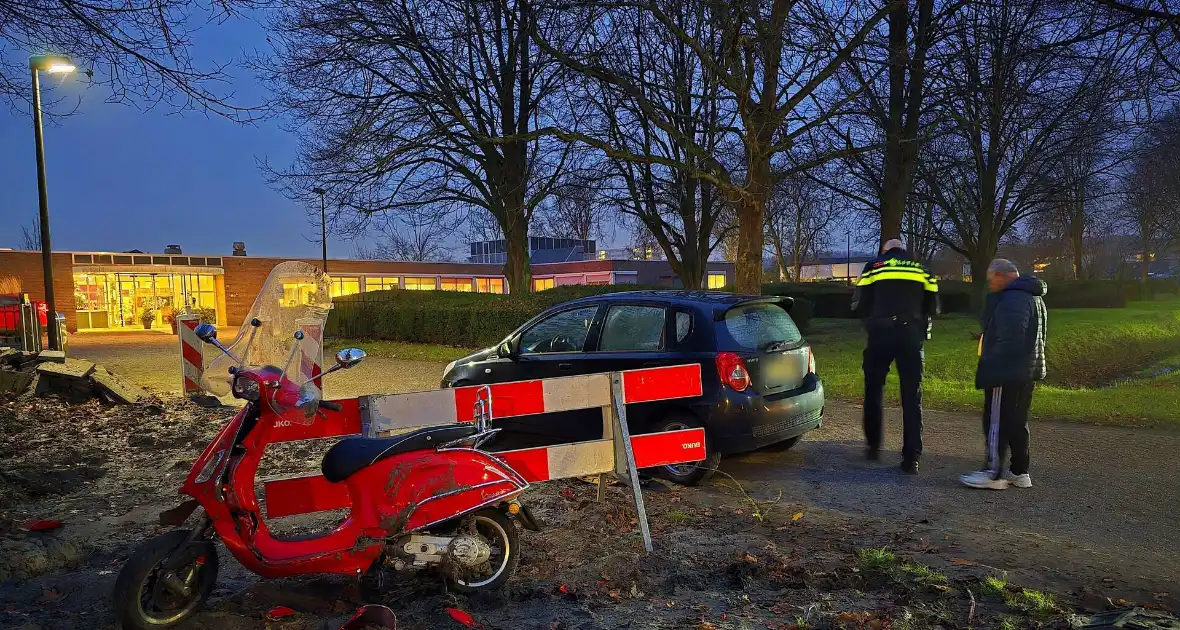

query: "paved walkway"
left=724, top=401, right=1180, bottom=600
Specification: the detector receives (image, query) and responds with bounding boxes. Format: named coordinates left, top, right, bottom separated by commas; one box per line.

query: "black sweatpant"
left=862, top=330, right=925, bottom=462
left=982, top=382, right=1033, bottom=479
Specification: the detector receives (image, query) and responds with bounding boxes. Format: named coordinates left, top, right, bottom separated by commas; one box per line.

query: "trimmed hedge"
left=763, top=281, right=975, bottom=317
left=327, top=284, right=820, bottom=347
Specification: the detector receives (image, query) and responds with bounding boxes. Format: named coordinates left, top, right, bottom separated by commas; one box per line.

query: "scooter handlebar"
left=318, top=400, right=343, bottom=412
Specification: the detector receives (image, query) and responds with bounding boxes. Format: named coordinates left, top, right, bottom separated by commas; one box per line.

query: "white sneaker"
left=1003, top=471, right=1032, bottom=488
left=959, top=470, right=1009, bottom=490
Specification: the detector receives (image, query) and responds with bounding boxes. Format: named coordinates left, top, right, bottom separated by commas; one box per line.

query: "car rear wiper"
left=763, top=340, right=789, bottom=353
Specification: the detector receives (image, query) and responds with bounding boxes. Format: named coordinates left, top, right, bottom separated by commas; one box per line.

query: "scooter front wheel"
left=449, top=509, right=519, bottom=594
left=113, top=529, right=220, bottom=629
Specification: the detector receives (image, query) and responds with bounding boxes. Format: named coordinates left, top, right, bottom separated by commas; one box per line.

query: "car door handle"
left=557, top=363, right=574, bottom=371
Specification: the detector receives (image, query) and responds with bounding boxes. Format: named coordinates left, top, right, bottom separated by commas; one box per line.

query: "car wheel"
left=762, top=435, right=802, bottom=452
left=648, top=414, right=720, bottom=486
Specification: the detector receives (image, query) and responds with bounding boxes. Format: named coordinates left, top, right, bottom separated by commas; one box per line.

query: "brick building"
left=0, top=249, right=734, bottom=332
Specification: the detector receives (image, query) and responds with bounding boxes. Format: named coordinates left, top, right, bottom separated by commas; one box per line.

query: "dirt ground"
left=0, top=393, right=1175, bottom=630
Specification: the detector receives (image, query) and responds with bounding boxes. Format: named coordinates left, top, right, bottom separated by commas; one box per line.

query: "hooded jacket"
left=975, top=276, right=1048, bottom=389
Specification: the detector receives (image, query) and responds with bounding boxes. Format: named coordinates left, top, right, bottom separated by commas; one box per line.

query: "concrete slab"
left=36, top=350, right=66, bottom=364
left=35, top=359, right=96, bottom=380
left=89, top=368, right=145, bottom=404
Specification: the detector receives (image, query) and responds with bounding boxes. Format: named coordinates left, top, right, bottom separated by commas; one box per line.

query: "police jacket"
left=975, top=276, right=1048, bottom=389
left=851, top=247, right=940, bottom=331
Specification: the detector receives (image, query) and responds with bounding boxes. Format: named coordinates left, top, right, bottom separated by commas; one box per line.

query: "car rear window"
left=717, top=302, right=802, bottom=352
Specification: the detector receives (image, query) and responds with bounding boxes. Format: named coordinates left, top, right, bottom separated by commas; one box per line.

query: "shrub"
left=787, top=297, right=814, bottom=332
left=1043, top=281, right=1127, bottom=309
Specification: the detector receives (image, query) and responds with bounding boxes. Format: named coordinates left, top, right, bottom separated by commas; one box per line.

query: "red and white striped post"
left=262, top=365, right=707, bottom=553
left=297, top=319, right=324, bottom=395
left=177, top=314, right=203, bottom=395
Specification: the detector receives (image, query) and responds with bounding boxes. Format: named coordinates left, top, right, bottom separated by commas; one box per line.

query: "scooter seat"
left=321, top=425, right=479, bottom=483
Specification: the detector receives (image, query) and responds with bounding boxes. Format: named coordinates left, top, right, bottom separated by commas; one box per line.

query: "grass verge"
left=807, top=299, right=1180, bottom=426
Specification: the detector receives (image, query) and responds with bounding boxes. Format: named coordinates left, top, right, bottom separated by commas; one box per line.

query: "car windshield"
left=716, top=302, right=802, bottom=352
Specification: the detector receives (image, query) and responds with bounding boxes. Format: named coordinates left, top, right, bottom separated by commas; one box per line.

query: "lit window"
left=476, top=278, right=504, bottom=293
left=365, top=277, right=399, bottom=292
left=404, top=277, right=437, bottom=291
left=330, top=277, right=361, bottom=297
left=707, top=273, right=728, bottom=289
left=440, top=277, right=475, bottom=292
left=282, top=282, right=318, bottom=306
left=533, top=277, right=555, bottom=291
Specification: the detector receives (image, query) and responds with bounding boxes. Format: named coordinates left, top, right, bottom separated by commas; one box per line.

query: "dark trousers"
left=982, top=382, right=1033, bottom=479
left=862, top=331, right=924, bottom=461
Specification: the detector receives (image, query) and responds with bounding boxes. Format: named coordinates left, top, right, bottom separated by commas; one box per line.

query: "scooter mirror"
left=335, top=348, right=366, bottom=369
left=194, top=323, right=218, bottom=343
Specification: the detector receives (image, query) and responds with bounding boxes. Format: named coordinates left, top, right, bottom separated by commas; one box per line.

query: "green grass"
left=325, top=339, right=474, bottom=363
left=899, top=562, right=949, bottom=587
left=980, top=574, right=1057, bottom=617
left=856, top=547, right=899, bottom=572
left=808, top=299, right=1180, bottom=425
left=665, top=510, right=690, bottom=524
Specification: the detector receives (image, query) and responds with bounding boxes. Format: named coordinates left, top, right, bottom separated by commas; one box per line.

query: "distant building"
left=469, top=237, right=595, bottom=264
left=795, top=255, right=877, bottom=282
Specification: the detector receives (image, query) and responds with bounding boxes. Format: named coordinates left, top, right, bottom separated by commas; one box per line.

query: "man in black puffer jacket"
left=960, top=259, right=1047, bottom=490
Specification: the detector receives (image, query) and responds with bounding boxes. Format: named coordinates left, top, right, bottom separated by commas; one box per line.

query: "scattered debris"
left=0, top=350, right=144, bottom=403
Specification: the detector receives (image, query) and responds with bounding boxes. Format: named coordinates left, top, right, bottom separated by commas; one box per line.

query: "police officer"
left=851, top=238, right=939, bottom=474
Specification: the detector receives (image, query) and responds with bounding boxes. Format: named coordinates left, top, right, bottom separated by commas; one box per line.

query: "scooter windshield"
left=202, top=261, right=333, bottom=400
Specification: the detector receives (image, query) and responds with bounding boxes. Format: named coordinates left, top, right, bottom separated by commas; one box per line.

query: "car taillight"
left=715, top=352, right=750, bottom=392
left=808, top=347, right=817, bottom=375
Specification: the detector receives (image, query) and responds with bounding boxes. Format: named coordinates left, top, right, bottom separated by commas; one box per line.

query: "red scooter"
left=113, top=263, right=538, bottom=630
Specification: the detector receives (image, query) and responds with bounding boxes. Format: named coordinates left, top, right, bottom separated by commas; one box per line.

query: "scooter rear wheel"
left=113, top=529, right=220, bottom=629
left=449, top=509, right=519, bottom=594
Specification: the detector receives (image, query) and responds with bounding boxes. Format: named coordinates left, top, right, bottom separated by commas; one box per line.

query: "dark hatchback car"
left=440, top=291, right=824, bottom=484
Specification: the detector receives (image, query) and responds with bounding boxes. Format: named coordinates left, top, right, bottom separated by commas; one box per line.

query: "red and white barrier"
left=262, top=364, right=709, bottom=552
left=177, top=315, right=203, bottom=395
left=297, top=319, right=324, bottom=395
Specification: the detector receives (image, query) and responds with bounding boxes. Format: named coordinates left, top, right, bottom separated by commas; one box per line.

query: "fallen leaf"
left=741, top=552, right=759, bottom=564
left=19, top=520, right=64, bottom=532
left=558, top=584, right=570, bottom=595
left=608, top=589, right=621, bottom=600
left=560, top=488, right=577, bottom=500
left=265, top=606, right=297, bottom=621
left=950, top=558, right=978, bottom=566
left=699, top=623, right=718, bottom=630
left=446, top=608, right=478, bottom=628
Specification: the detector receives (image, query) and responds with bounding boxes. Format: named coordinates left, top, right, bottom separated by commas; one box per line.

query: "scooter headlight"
left=194, top=450, right=225, bottom=484
left=232, top=375, right=261, bottom=401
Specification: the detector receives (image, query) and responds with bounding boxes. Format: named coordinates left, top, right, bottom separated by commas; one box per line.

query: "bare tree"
left=355, top=215, right=456, bottom=262
left=918, top=0, right=1138, bottom=297
left=0, top=0, right=259, bottom=117
left=1126, top=104, right=1180, bottom=281
left=533, top=0, right=894, bottom=293
left=764, top=172, right=839, bottom=281
left=261, top=0, right=578, bottom=293
left=535, top=171, right=603, bottom=240
left=20, top=219, right=40, bottom=251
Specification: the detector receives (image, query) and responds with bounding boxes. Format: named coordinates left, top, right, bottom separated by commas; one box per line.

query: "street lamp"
left=846, top=231, right=852, bottom=286
left=29, top=54, right=77, bottom=351
left=311, top=187, right=328, bottom=272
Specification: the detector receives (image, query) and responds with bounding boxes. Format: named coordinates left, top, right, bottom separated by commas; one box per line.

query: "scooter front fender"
left=347, top=447, right=528, bottom=534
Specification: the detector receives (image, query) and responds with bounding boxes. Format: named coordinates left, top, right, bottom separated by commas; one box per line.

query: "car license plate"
left=765, top=358, right=799, bottom=383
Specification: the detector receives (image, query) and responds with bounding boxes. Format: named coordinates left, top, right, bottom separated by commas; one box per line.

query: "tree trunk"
left=1141, top=234, right=1151, bottom=283
left=735, top=152, right=771, bottom=295
left=502, top=209, right=531, bottom=294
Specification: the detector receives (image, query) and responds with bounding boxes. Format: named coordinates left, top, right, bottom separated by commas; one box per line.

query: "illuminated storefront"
left=70, top=252, right=225, bottom=331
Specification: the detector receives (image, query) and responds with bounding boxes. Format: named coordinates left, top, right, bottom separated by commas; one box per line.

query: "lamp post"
left=846, top=231, right=852, bottom=285
left=312, top=187, right=327, bottom=272
left=29, top=54, right=77, bottom=351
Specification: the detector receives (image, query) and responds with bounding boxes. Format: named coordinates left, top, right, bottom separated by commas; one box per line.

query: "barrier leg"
left=611, top=373, right=653, bottom=553
left=178, top=315, right=203, bottom=395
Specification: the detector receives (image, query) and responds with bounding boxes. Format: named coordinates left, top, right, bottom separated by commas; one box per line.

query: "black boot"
left=900, top=460, right=919, bottom=475
left=865, top=447, right=881, bottom=462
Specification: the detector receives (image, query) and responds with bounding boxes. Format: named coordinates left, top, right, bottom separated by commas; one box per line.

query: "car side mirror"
left=499, top=337, right=520, bottom=361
